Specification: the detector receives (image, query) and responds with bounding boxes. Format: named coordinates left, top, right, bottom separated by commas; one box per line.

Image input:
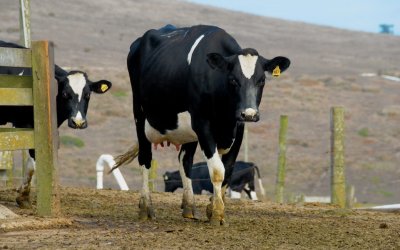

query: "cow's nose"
left=71, top=118, right=87, bottom=129
left=240, top=108, right=259, bottom=122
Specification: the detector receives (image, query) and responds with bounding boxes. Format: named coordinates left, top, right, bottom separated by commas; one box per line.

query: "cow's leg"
left=135, top=113, right=154, bottom=220
left=16, top=155, right=35, bottom=209
left=178, top=142, right=199, bottom=219
left=221, top=122, right=245, bottom=202
left=193, top=120, right=226, bottom=225
left=204, top=151, right=225, bottom=225
left=248, top=178, right=258, bottom=200
left=139, top=165, right=155, bottom=220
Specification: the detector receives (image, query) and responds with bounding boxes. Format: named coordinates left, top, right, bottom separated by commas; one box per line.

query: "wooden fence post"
left=330, top=107, right=346, bottom=208
left=19, top=0, right=31, bottom=48
left=0, top=152, right=14, bottom=187
left=149, top=160, right=158, bottom=192
left=275, top=115, right=288, bottom=203
left=32, top=41, right=60, bottom=216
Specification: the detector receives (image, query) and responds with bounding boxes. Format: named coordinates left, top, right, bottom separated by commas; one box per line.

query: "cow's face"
left=207, top=49, right=290, bottom=122
left=56, top=71, right=112, bottom=129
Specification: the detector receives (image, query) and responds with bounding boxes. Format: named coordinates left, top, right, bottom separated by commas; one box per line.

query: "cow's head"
left=163, top=171, right=182, bottom=192
left=55, top=68, right=112, bottom=129
left=206, top=48, right=290, bottom=122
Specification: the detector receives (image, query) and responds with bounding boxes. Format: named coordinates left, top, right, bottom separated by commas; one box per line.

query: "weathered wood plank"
left=0, top=128, right=34, bottom=150
left=32, top=41, right=60, bottom=216
left=0, top=88, right=33, bottom=106
left=0, top=75, right=33, bottom=87
left=0, top=47, right=32, bottom=67
left=19, top=0, right=31, bottom=48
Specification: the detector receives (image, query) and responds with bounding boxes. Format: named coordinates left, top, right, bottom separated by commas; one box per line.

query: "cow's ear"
left=90, top=80, right=112, bottom=94
left=263, top=56, right=290, bottom=77
left=206, top=53, right=232, bottom=72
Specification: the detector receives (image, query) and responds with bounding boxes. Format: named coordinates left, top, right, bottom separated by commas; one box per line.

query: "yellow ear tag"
left=100, top=84, right=108, bottom=92
left=272, top=66, right=281, bottom=77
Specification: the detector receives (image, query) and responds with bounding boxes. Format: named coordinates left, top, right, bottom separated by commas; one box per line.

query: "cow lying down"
left=163, top=161, right=265, bottom=200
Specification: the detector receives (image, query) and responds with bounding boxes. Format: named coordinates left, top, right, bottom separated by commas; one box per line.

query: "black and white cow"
left=0, top=40, right=112, bottom=207
left=115, top=24, right=290, bottom=225
left=164, top=161, right=265, bottom=201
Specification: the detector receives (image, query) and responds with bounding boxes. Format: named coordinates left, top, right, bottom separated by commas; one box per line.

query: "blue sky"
left=187, top=0, right=399, bottom=35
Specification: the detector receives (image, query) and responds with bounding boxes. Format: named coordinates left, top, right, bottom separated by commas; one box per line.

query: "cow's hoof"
left=209, top=217, right=226, bottom=226
left=139, top=206, right=155, bottom=221
left=138, top=197, right=155, bottom=221
left=16, top=196, right=32, bottom=209
left=206, top=203, right=212, bottom=220
left=182, top=206, right=200, bottom=220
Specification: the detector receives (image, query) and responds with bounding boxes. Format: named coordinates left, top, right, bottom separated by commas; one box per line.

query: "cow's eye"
left=62, top=91, right=69, bottom=99
left=229, top=78, right=240, bottom=87
left=256, top=78, right=265, bottom=86
left=84, top=93, right=91, bottom=99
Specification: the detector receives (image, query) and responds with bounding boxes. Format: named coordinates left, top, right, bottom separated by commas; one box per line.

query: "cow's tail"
left=254, top=165, right=266, bottom=198
left=108, top=143, right=139, bottom=173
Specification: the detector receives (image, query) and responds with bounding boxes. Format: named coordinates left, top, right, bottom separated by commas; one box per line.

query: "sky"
left=187, top=0, right=400, bottom=35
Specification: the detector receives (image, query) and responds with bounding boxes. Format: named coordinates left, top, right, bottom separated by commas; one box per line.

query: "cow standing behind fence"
left=0, top=40, right=112, bottom=208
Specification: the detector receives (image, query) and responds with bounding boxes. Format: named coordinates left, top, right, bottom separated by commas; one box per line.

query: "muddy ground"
left=0, top=187, right=399, bottom=249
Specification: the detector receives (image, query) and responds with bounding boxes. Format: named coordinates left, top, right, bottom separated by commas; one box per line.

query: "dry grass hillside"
left=1, top=0, right=400, bottom=205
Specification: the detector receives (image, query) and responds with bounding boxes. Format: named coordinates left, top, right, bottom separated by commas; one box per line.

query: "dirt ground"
left=0, top=187, right=399, bottom=249
left=1, top=0, right=400, bottom=248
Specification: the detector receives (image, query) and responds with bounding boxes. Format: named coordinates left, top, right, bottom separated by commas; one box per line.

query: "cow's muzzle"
left=69, top=117, right=87, bottom=129
left=239, top=108, right=259, bottom=122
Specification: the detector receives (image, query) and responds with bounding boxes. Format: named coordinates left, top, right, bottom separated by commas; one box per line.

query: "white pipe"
left=370, top=204, right=400, bottom=210
left=96, top=154, right=129, bottom=191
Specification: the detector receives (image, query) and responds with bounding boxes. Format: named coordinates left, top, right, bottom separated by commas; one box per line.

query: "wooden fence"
left=0, top=41, right=60, bottom=216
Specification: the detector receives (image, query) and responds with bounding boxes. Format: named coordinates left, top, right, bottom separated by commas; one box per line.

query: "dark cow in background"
left=114, top=24, right=290, bottom=225
left=0, top=40, right=112, bottom=207
left=164, top=161, right=265, bottom=200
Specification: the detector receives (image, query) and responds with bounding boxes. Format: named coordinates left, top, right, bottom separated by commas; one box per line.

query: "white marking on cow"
left=67, top=73, right=86, bottom=101
left=230, top=190, right=241, bottom=199
left=18, top=70, right=24, bottom=76
left=145, top=111, right=197, bottom=145
left=250, top=191, right=258, bottom=201
left=243, top=108, right=257, bottom=118
left=206, top=151, right=224, bottom=183
left=187, top=34, right=205, bottom=65
left=179, top=151, right=196, bottom=217
left=141, top=166, right=150, bottom=197
left=75, top=111, right=83, bottom=121
left=238, top=54, right=258, bottom=79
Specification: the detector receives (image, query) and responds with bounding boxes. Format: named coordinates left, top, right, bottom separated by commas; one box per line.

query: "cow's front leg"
left=204, top=150, right=225, bottom=225
left=139, top=166, right=155, bottom=220
left=178, top=142, right=199, bottom=219
left=16, top=156, right=35, bottom=209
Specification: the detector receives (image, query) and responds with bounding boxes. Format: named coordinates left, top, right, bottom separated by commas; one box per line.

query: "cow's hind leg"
left=179, top=142, right=199, bottom=219
left=139, top=166, right=155, bottom=220
left=16, top=155, right=35, bottom=209
left=136, top=116, right=155, bottom=220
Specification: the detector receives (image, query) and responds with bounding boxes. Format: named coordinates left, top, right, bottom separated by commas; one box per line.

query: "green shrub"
left=60, top=135, right=85, bottom=148
left=112, top=91, right=128, bottom=98
left=357, top=127, right=369, bottom=137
